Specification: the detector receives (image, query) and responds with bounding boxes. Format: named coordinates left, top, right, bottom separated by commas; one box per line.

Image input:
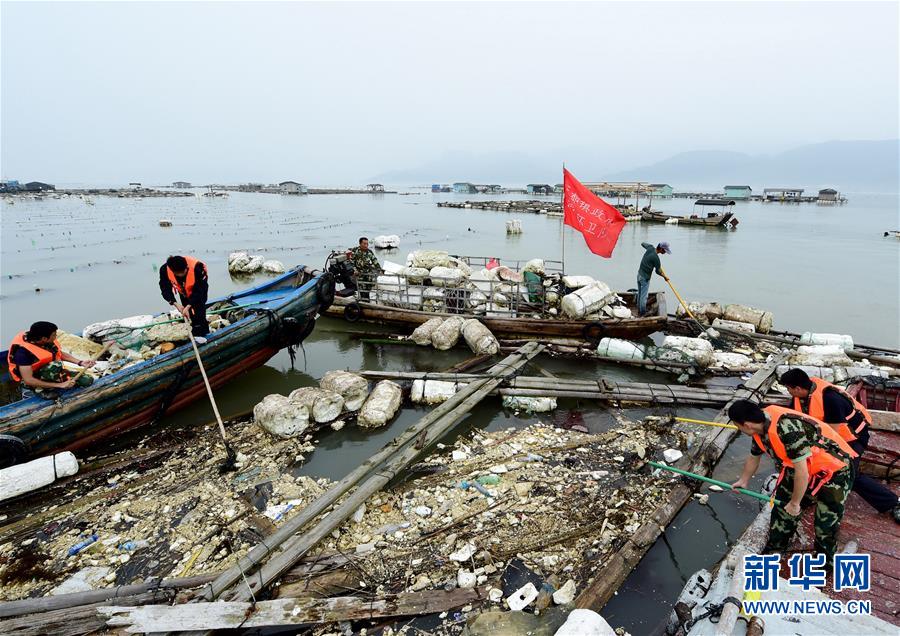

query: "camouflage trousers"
left=764, top=466, right=853, bottom=560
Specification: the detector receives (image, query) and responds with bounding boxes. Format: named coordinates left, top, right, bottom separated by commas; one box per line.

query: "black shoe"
left=892, top=504, right=900, bottom=525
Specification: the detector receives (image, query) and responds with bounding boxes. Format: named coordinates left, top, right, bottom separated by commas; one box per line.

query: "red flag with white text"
left=563, top=168, right=626, bottom=258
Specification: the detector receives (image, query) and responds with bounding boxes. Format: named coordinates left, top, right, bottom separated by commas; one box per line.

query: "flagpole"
left=561, top=163, right=566, bottom=272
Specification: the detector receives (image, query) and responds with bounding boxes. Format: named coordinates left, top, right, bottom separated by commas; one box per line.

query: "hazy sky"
left=2, top=1, right=898, bottom=185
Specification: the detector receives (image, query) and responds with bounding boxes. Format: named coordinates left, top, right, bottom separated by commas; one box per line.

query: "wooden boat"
left=641, top=198, right=736, bottom=226
left=322, top=290, right=667, bottom=341
left=0, top=266, right=335, bottom=467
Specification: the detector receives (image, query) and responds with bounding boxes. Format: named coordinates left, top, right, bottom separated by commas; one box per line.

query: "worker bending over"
left=7, top=321, right=95, bottom=398
left=636, top=241, right=670, bottom=316
left=729, top=400, right=856, bottom=562
left=780, top=368, right=899, bottom=524
left=159, top=255, right=209, bottom=337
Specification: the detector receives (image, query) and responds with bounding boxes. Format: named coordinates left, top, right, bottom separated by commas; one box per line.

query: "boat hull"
left=0, top=267, right=331, bottom=460
left=641, top=211, right=734, bottom=226
left=323, top=291, right=666, bottom=340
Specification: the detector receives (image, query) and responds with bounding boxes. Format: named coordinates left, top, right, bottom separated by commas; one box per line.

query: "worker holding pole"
left=159, top=255, right=210, bottom=337
left=728, top=399, right=856, bottom=563
left=636, top=241, right=670, bottom=316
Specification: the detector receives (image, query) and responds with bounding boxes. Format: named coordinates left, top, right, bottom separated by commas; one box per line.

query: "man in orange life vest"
left=728, top=399, right=856, bottom=561
left=780, top=368, right=900, bottom=524
left=158, top=255, right=209, bottom=337
left=7, top=321, right=95, bottom=396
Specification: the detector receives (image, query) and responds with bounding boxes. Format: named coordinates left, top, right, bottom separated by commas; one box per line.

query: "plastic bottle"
left=119, top=539, right=150, bottom=552
left=476, top=474, right=501, bottom=486
left=67, top=534, right=99, bottom=556
left=459, top=480, right=492, bottom=497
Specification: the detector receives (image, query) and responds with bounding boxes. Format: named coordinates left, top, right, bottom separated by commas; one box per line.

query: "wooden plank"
left=100, top=587, right=486, bottom=632
left=574, top=352, right=788, bottom=610
left=0, top=590, right=171, bottom=636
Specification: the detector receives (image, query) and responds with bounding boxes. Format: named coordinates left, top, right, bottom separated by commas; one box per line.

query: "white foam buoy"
left=0, top=452, right=79, bottom=501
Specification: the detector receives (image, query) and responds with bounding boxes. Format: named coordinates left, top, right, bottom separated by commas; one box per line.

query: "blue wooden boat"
left=0, top=266, right=335, bottom=467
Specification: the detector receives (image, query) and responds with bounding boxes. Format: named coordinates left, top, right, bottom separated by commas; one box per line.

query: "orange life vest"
left=753, top=405, right=857, bottom=496
left=7, top=331, right=63, bottom=383
left=167, top=256, right=206, bottom=299
left=793, top=376, right=871, bottom=442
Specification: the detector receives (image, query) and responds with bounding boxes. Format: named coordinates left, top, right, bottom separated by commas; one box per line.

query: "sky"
left=2, top=1, right=898, bottom=185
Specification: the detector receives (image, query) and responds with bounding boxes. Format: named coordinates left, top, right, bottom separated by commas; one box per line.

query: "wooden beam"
left=100, top=587, right=487, bottom=632
left=0, top=590, right=172, bottom=636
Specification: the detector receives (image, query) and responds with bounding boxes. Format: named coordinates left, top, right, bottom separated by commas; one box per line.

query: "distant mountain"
left=607, top=140, right=899, bottom=191
left=370, top=151, right=558, bottom=184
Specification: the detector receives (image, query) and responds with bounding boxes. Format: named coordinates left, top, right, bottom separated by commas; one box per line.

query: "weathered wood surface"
left=101, top=587, right=486, bottom=632
left=192, top=343, right=542, bottom=606
left=0, top=554, right=348, bottom=620
left=575, top=352, right=788, bottom=610
left=0, top=590, right=172, bottom=636
left=859, top=429, right=900, bottom=480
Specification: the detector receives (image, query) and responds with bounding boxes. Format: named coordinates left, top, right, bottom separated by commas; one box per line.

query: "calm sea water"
left=1, top=189, right=897, bottom=632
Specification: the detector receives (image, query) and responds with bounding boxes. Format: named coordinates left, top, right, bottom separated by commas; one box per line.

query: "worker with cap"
left=159, top=255, right=209, bottom=337
left=636, top=241, right=670, bottom=316
left=728, top=399, right=856, bottom=562
left=7, top=321, right=95, bottom=398
left=780, top=368, right=900, bottom=524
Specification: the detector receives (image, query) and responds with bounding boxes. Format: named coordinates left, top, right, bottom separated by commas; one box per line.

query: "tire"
left=581, top=322, right=606, bottom=345
left=344, top=302, right=362, bottom=323
left=0, top=434, right=27, bottom=469
left=316, top=274, right=335, bottom=312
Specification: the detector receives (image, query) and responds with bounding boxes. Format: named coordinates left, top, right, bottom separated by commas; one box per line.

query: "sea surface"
left=1, top=188, right=897, bottom=633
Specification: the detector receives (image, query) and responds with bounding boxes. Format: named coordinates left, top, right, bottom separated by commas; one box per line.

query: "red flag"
left=563, top=168, right=626, bottom=258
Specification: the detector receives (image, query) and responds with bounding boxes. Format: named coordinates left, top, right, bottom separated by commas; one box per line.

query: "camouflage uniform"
left=751, top=414, right=853, bottom=560
left=349, top=247, right=382, bottom=300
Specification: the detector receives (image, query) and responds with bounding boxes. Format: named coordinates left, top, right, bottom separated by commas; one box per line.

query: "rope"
left=681, top=596, right=741, bottom=632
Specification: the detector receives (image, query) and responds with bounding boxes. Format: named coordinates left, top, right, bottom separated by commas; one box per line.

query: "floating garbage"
left=712, top=318, right=756, bottom=333
left=506, top=219, right=523, bottom=234
left=410, top=379, right=458, bottom=404
left=596, top=337, right=646, bottom=361
left=227, top=251, right=281, bottom=275
left=158, top=219, right=173, bottom=227
left=555, top=609, right=618, bottom=636
left=407, top=249, right=451, bottom=269
left=790, top=344, right=853, bottom=367
left=319, top=370, right=369, bottom=411
left=431, top=316, right=465, bottom=351
left=411, top=317, right=444, bottom=346
left=461, top=319, right=500, bottom=355
left=658, top=335, right=715, bottom=368
left=287, top=387, right=344, bottom=423
left=799, top=332, right=854, bottom=350
left=502, top=396, right=558, bottom=413
left=357, top=380, right=402, bottom=428
left=253, top=394, right=310, bottom=438
left=723, top=304, right=774, bottom=333
left=560, top=281, right=618, bottom=319
left=372, top=235, right=400, bottom=249
left=262, top=259, right=285, bottom=274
